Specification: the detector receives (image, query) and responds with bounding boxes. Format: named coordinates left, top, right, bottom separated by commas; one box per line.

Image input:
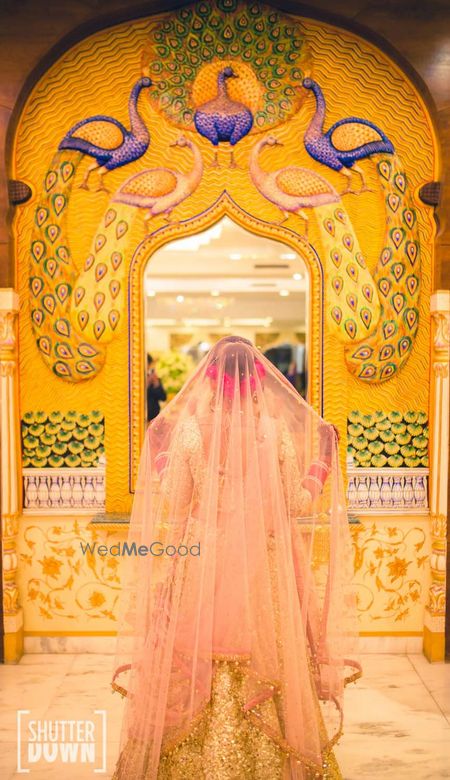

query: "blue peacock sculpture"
left=194, top=67, right=253, bottom=167
left=58, top=77, right=152, bottom=191
left=302, top=77, right=395, bottom=193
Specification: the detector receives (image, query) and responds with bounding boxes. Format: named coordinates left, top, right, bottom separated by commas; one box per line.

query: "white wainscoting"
left=347, top=467, right=429, bottom=514
left=22, top=467, right=105, bottom=514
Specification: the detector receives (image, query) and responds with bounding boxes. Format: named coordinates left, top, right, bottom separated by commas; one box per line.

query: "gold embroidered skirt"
left=112, top=658, right=343, bottom=780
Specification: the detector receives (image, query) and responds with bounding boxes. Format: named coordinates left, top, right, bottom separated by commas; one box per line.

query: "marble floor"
left=0, top=653, right=448, bottom=779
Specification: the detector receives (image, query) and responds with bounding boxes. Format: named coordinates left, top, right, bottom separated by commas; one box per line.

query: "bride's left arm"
left=300, top=423, right=337, bottom=501
left=155, top=416, right=206, bottom=545
left=278, top=420, right=314, bottom=518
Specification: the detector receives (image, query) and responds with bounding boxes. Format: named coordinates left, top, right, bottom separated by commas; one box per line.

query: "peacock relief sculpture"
left=194, top=67, right=253, bottom=167
left=249, top=135, right=340, bottom=235
left=30, top=169, right=95, bottom=377
left=298, top=77, right=419, bottom=381
left=302, top=77, right=395, bottom=193
left=28, top=75, right=155, bottom=380
left=58, top=77, right=152, bottom=191
left=113, top=136, right=203, bottom=221
left=142, top=4, right=308, bottom=134
left=339, top=157, right=420, bottom=382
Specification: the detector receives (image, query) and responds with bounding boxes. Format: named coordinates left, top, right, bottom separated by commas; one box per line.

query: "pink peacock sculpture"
left=113, top=136, right=203, bottom=222
left=249, top=135, right=341, bottom=236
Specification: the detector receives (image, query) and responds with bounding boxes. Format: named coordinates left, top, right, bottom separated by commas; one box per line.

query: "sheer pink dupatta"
left=112, top=336, right=361, bottom=778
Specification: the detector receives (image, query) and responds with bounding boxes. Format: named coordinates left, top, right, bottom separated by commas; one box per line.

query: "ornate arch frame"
left=128, top=192, right=323, bottom=491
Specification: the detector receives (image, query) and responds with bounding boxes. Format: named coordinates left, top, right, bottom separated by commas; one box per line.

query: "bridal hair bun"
left=255, top=359, right=266, bottom=378
left=218, top=335, right=253, bottom=346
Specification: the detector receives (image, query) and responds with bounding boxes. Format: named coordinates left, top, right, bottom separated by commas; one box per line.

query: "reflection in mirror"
left=143, top=217, right=309, bottom=426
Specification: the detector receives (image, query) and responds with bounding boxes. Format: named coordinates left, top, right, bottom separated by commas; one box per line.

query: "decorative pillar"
left=424, top=289, right=449, bottom=661
left=0, top=289, right=23, bottom=662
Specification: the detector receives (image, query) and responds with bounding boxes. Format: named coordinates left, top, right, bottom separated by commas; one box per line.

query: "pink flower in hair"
left=206, top=363, right=218, bottom=380
left=223, top=373, right=235, bottom=398
left=255, top=360, right=266, bottom=379
left=206, top=358, right=265, bottom=397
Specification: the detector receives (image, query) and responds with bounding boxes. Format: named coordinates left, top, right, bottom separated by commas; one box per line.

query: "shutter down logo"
left=17, top=710, right=107, bottom=773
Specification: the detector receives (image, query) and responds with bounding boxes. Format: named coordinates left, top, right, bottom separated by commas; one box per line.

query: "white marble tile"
left=0, top=672, right=72, bottom=741
left=357, top=636, right=424, bottom=653
left=406, top=654, right=450, bottom=722
left=24, top=636, right=117, bottom=654
left=71, top=653, right=115, bottom=670
left=11, top=761, right=109, bottom=779
left=24, top=635, right=427, bottom=654
left=7, top=652, right=77, bottom=667
left=336, top=654, right=450, bottom=779
left=407, top=652, right=449, bottom=686
left=0, top=743, right=17, bottom=780
left=1, top=652, right=450, bottom=779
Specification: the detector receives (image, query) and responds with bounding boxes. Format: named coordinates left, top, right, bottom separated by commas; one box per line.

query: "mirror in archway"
left=143, top=217, right=309, bottom=425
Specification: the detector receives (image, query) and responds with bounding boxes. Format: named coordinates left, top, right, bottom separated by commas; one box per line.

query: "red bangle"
left=308, top=461, right=329, bottom=484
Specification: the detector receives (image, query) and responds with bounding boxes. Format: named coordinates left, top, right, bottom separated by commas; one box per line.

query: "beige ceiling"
left=144, top=217, right=308, bottom=328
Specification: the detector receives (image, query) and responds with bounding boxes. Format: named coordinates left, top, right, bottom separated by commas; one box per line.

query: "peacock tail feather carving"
left=29, top=153, right=133, bottom=381
left=319, top=155, right=420, bottom=382
left=70, top=203, right=133, bottom=345
left=317, top=203, right=381, bottom=344
left=143, top=0, right=310, bottom=132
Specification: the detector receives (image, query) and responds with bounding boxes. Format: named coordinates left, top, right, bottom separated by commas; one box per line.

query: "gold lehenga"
left=112, top=657, right=343, bottom=780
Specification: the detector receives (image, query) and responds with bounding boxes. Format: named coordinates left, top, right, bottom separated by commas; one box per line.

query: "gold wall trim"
left=25, top=630, right=118, bottom=637
left=23, top=629, right=423, bottom=638
left=359, top=631, right=423, bottom=637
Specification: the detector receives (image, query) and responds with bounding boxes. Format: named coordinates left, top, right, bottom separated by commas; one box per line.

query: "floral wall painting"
left=21, top=411, right=105, bottom=469
left=351, top=520, right=430, bottom=631
left=16, top=517, right=429, bottom=633
left=18, top=520, right=120, bottom=628
left=347, top=411, right=429, bottom=469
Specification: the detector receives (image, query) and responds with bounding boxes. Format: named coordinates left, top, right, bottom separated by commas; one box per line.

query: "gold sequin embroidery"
left=111, top=658, right=344, bottom=779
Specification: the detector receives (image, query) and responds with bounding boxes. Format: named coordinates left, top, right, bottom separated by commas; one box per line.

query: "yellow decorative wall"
left=10, top=1, right=439, bottom=638
left=351, top=518, right=430, bottom=634
left=17, top=519, right=122, bottom=634
left=16, top=517, right=431, bottom=636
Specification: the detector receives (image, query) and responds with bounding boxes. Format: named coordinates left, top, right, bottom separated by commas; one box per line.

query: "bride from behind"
left=112, top=335, right=361, bottom=779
